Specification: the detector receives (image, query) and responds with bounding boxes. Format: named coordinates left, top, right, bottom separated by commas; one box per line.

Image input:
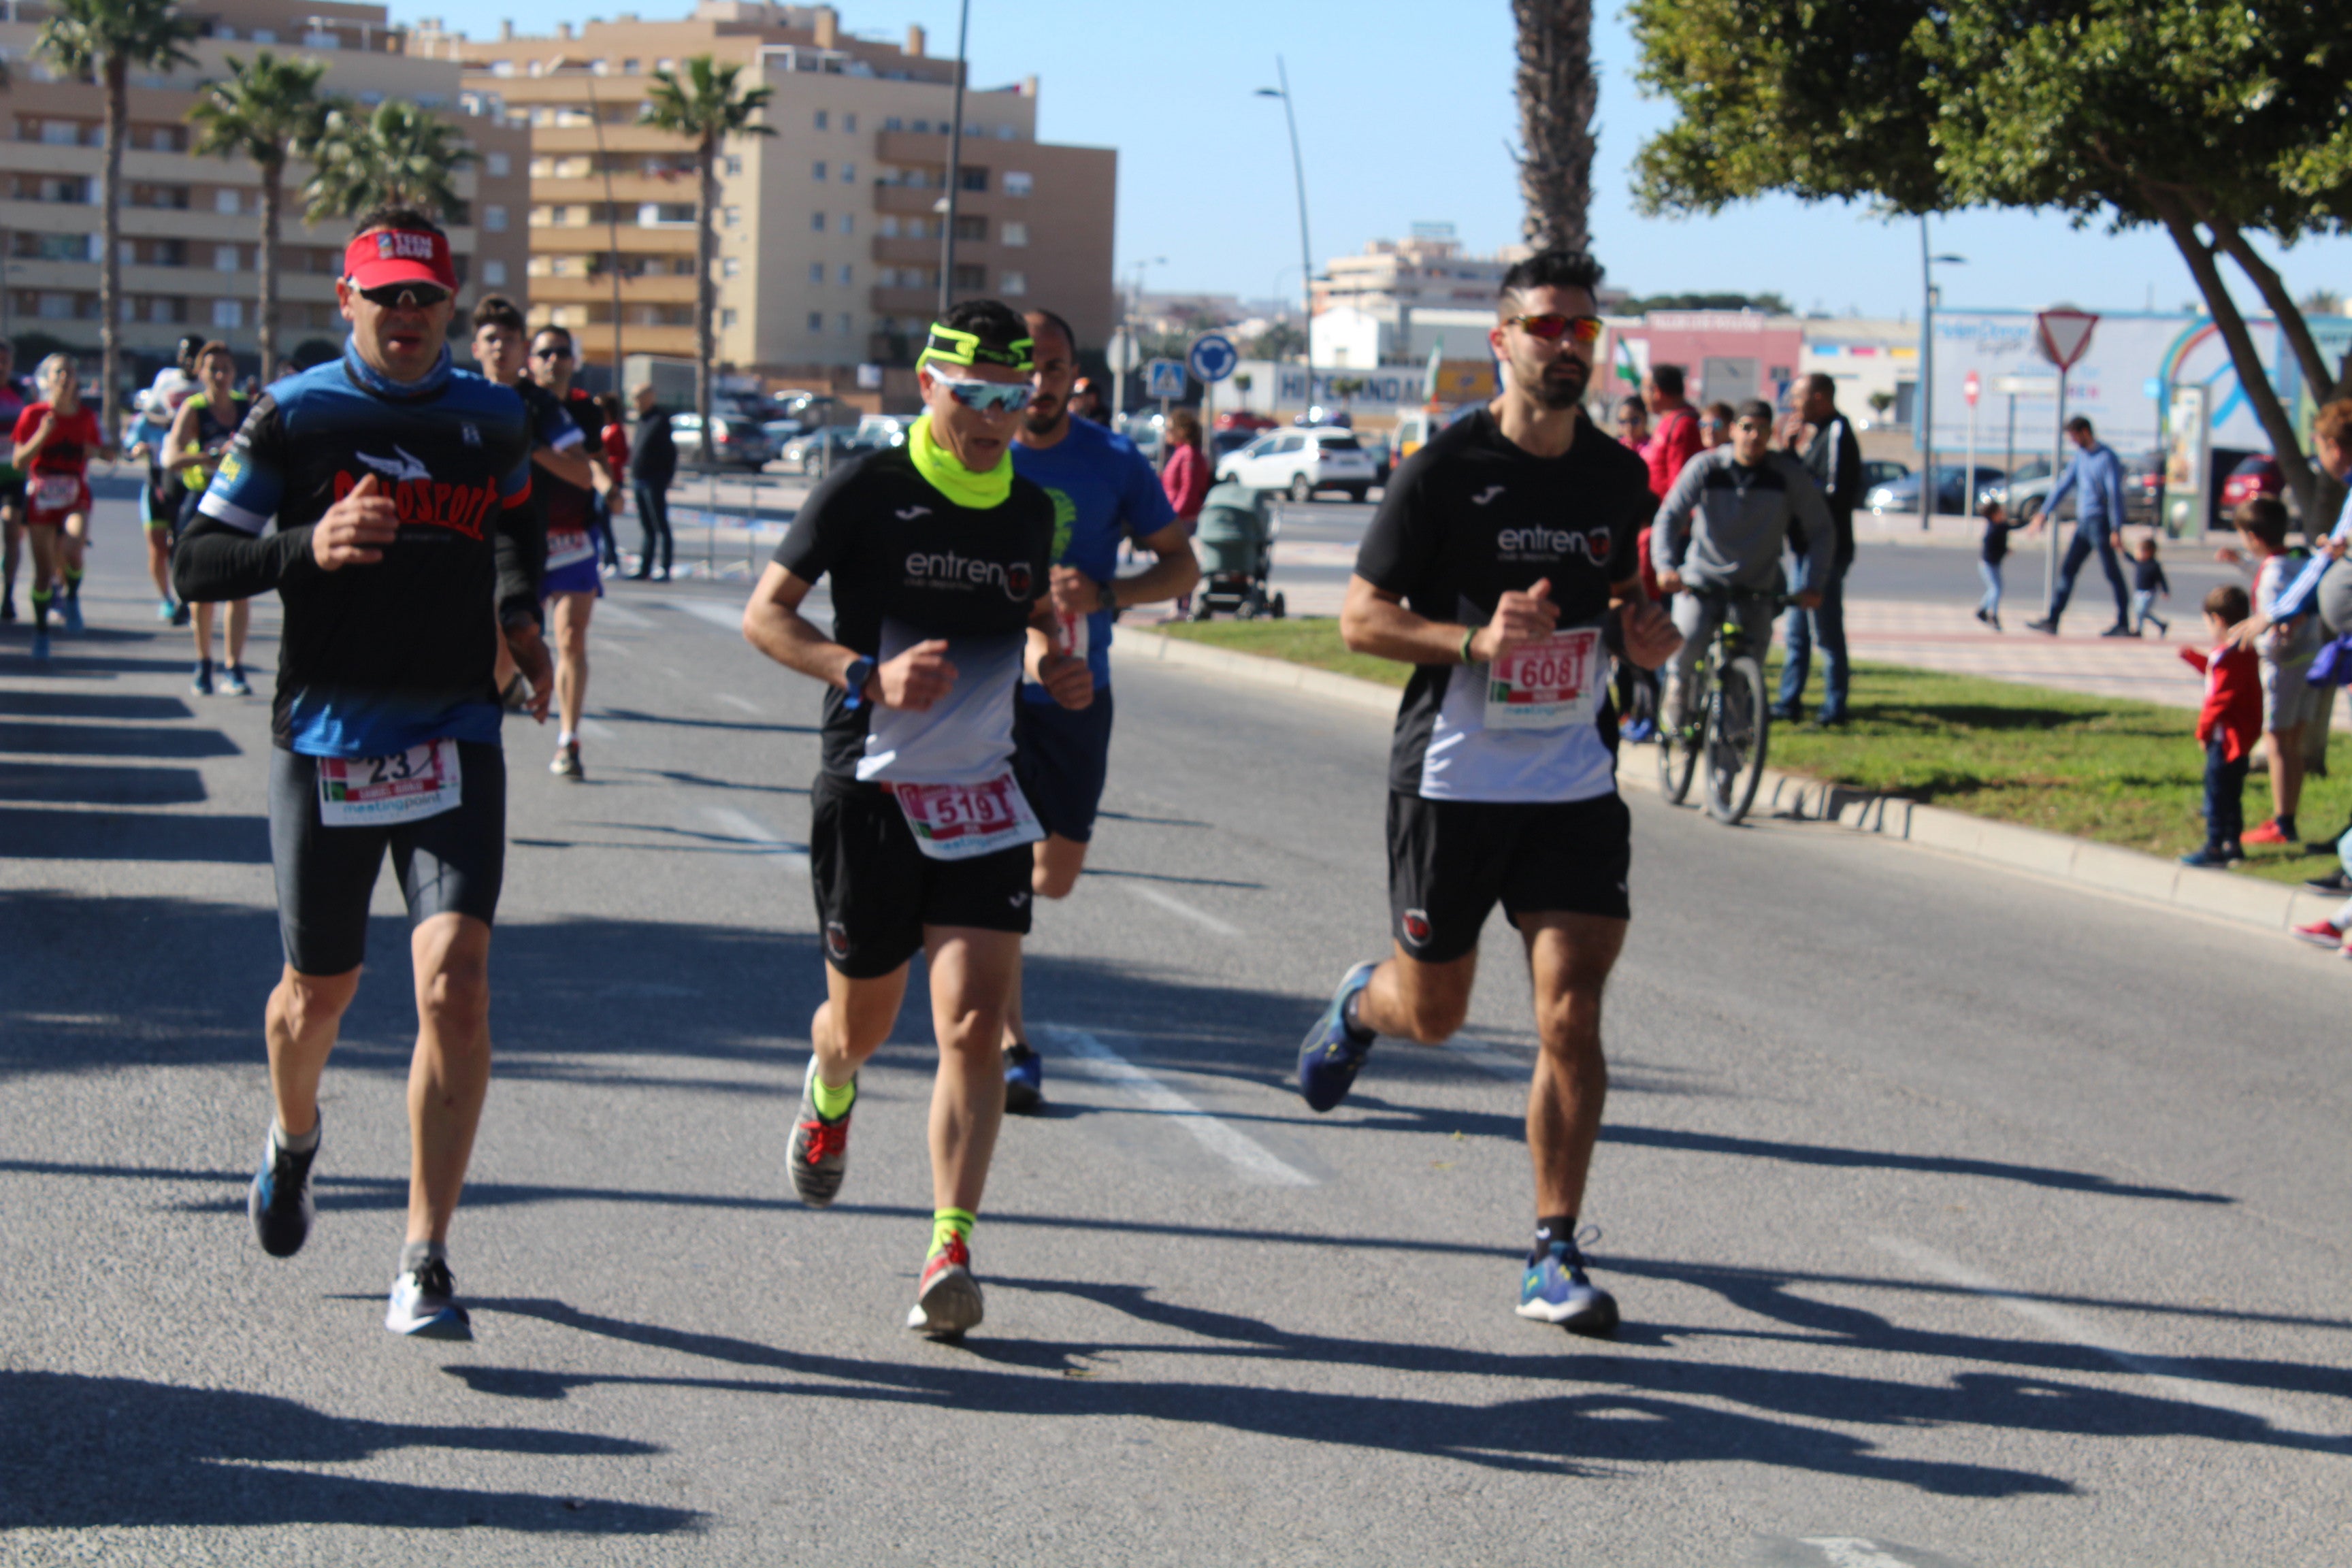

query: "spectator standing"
left=1773, top=373, right=1865, bottom=726
left=2178, top=583, right=2260, bottom=868
left=1613, top=395, right=1649, bottom=454
left=627, top=381, right=676, bottom=581
left=1700, top=402, right=1735, bottom=449
left=2026, top=415, right=2134, bottom=636
left=1642, top=363, right=1706, bottom=502
left=2132, top=538, right=2172, bottom=637
left=1974, top=500, right=2028, bottom=630
left=2216, top=497, right=2319, bottom=847
left=595, top=393, right=629, bottom=570
left=1160, top=407, right=1210, bottom=525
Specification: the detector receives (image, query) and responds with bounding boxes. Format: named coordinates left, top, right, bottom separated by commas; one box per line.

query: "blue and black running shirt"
left=176, top=346, right=540, bottom=758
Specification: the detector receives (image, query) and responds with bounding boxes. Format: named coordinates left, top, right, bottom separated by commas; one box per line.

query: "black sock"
left=1340, top=990, right=1373, bottom=1044
left=2278, top=814, right=2298, bottom=839
left=1534, top=1215, right=1578, bottom=1256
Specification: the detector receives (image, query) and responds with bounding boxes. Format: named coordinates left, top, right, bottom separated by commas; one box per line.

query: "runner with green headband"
left=742, top=297, right=1093, bottom=1338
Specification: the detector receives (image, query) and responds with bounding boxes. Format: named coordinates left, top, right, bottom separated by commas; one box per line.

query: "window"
left=840, top=215, right=853, bottom=235
left=721, top=308, right=738, bottom=328
left=251, top=27, right=276, bottom=42
left=486, top=152, right=510, bottom=177
left=489, top=59, right=514, bottom=77
left=482, top=259, right=508, bottom=286
left=527, top=59, right=544, bottom=76
left=912, top=119, right=931, bottom=133
left=638, top=202, right=695, bottom=226
left=999, top=270, right=1026, bottom=297
left=811, top=212, right=826, bottom=231
left=956, top=166, right=987, bottom=193
left=839, top=162, right=856, bottom=182
left=884, top=116, right=904, bottom=131
left=215, top=189, right=241, bottom=214
left=212, top=298, right=244, bottom=328
left=814, top=110, right=829, bottom=130
left=838, top=263, right=853, bottom=285
left=843, top=112, right=857, bottom=132
left=724, top=206, right=741, bottom=227
left=1004, top=171, right=1033, bottom=197
left=623, top=59, right=640, bottom=73
left=725, top=154, right=742, bottom=176
left=1000, top=220, right=1028, bottom=247
left=952, top=215, right=985, bottom=241
left=809, top=261, right=825, bottom=284
left=807, top=311, right=823, bottom=331
left=951, top=264, right=985, bottom=290
left=657, top=58, right=674, bottom=71
left=213, top=244, right=239, bottom=271
left=483, top=204, right=508, bottom=232
left=996, top=125, right=1015, bottom=140
left=723, top=256, right=741, bottom=278
left=879, top=216, right=900, bottom=238
left=812, top=160, right=827, bottom=180
left=37, top=293, right=74, bottom=321
left=838, top=312, right=852, bottom=335
left=40, top=120, right=80, bottom=146
left=904, top=218, right=926, bottom=240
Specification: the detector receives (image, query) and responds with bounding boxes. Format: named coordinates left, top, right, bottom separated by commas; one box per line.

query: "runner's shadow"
left=0, top=690, right=191, bottom=719
left=0, top=811, right=266, bottom=864
left=0, top=761, right=207, bottom=804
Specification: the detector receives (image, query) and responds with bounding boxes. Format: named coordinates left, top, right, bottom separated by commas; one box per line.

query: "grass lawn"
left=1156, top=617, right=2351, bottom=885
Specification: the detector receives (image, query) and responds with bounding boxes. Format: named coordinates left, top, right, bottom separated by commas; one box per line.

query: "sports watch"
left=840, top=655, right=878, bottom=710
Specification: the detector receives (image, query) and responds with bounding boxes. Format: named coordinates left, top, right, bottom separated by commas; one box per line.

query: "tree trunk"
left=2206, top=214, right=2347, bottom=536
left=694, top=140, right=715, bottom=467
left=2146, top=187, right=2317, bottom=510
left=257, top=161, right=282, bottom=384
left=1514, top=0, right=1598, bottom=252
left=99, top=55, right=126, bottom=453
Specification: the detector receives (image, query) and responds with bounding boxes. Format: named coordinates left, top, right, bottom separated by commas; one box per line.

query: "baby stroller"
left=1188, top=479, right=1286, bottom=620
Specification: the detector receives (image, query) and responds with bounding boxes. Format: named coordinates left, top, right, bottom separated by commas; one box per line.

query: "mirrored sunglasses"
left=1507, top=313, right=1605, bottom=345
left=357, top=282, right=452, bottom=309
left=932, top=372, right=1034, bottom=414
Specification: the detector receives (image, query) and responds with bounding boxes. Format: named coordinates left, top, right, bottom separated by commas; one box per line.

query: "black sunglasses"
left=532, top=344, right=574, bottom=360
left=357, top=282, right=451, bottom=309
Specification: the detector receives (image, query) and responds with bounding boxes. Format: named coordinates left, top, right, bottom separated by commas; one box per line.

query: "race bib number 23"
left=316, top=738, right=463, bottom=828
left=1484, top=627, right=1607, bottom=731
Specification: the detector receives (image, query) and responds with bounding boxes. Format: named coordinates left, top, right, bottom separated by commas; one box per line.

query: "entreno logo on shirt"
left=905, top=549, right=1034, bottom=601
left=331, top=466, right=497, bottom=540
left=1495, top=525, right=1612, bottom=564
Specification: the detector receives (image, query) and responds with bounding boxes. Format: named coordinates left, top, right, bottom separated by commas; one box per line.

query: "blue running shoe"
left=248, top=1120, right=319, bottom=1258
left=61, top=596, right=82, bottom=633
left=1517, top=1235, right=1620, bottom=1337
left=28, top=631, right=49, bottom=664
left=1004, top=1041, right=1044, bottom=1114
left=156, top=597, right=177, bottom=623
left=1296, top=960, right=1378, bottom=1113
left=386, top=1254, right=472, bottom=1340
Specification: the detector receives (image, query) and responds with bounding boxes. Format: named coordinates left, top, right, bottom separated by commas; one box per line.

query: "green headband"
left=919, top=322, right=1034, bottom=373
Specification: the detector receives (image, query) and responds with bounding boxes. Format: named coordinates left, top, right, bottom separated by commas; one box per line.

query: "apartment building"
left=410, top=1, right=1116, bottom=381
left=0, top=0, right=529, bottom=378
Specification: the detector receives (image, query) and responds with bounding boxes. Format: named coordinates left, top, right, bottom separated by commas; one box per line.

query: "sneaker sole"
left=906, top=1270, right=984, bottom=1339
left=387, top=1304, right=474, bottom=1340
left=1516, top=1294, right=1620, bottom=1337
left=2291, top=930, right=2344, bottom=947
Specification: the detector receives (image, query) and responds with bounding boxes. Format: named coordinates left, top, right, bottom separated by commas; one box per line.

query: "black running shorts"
left=267, top=741, right=507, bottom=976
left=1386, top=789, right=1631, bottom=965
left=1010, top=687, right=1115, bottom=843
left=809, top=772, right=1035, bottom=979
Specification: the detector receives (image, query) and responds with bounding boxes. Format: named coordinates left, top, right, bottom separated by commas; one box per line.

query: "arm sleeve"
left=1651, top=456, right=1706, bottom=575
left=1833, top=420, right=1865, bottom=511
left=2044, top=456, right=2080, bottom=513
left=2180, top=647, right=2210, bottom=674
left=175, top=394, right=310, bottom=602
left=1669, top=415, right=1706, bottom=489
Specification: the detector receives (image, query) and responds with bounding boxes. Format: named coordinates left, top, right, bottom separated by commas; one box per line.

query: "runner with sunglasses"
left=523, top=323, right=612, bottom=780
left=996, top=307, right=1200, bottom=1111
left=174, top=206, right=553, bottom=1341
left=1297, top=248, right=1681, bottom=1339
left=742, top=299, right=1090, bottom=1338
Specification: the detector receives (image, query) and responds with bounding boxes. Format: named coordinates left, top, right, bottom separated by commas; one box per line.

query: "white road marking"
left=1117, top=880, right=1243, bottom=938
left=577, top=719, right=619, bottom=741
left=702, top=805, right=808, bottom=873
left=1799, top=1542, right=1923, bottom=1568
left=716, top=693, right=762, bottom=714
left=593, top=602, right=654, bottom=629
left=1039, top=1025, right=1316, bottom=1187
left=1870, top=1236, right=2315, bottom=1437
left=1443, top=1036, right=1530, bottom=1080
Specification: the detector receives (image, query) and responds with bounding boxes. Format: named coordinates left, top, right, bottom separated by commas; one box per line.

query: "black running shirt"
left=1355, top=408, right=1650, bottom=803
left=774, top=446, right=1055, bottom=784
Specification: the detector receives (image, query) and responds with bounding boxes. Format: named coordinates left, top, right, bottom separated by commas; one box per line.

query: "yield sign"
left=2035, top=308, right=2099, bottom=370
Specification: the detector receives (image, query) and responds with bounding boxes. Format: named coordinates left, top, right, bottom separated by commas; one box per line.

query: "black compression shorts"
left=1386, top=789, right=1631, bottom=965
left=267, top=741, right=506, bottom=975
left=1010, top=687, right=1115, bottom=843
left=809, top=772, right=1034, bottom=979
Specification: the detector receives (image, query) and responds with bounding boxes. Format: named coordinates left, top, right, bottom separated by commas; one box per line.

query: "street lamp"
left=1918, top=215, right=1965, bottom=532
left=935, top=0, right=972, bottom=318
left=1254, top=59, right=1312, bottom=369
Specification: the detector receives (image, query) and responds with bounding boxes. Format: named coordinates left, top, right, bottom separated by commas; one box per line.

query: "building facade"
left=414, top=1, right=1116, bottom=382
left=0, top=0, right=529, bottom=380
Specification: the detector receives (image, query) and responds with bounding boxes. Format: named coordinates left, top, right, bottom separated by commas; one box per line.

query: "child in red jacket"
left=2180, top=583, right=2261, bottom=867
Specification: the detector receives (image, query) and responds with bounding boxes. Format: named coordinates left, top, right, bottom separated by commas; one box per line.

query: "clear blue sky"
left=398, top=0, right=2352, bottom=321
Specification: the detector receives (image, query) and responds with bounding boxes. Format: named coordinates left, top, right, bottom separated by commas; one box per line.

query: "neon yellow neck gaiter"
left=906, top=412, right=1012, bottom=510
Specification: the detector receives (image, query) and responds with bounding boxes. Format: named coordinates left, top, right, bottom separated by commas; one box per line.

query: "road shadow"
left=600, top=706, right=819, bottom=736
left=0, top=719, right=240, bottom=759
left=0, top=808, right=265, bottom=862
left=0, top=690, right=191, bottom=720
left=0, top=761, right=207, bottom=805
left=0, top=1369, right=700, bottom=1535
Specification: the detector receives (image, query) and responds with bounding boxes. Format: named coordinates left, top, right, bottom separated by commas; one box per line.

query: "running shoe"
left=0, top=595, right=14, bottom=621
left=1003, top=1041, right=1044, bottom=1113
left=906, top=1235, right=984, bottom=1338
left=2304, top=869, right=2352, bottom=894
left=191, top=663, right=213, bottom=696
left=2100, top=623, right=2137, bottom=638
left=787, top=1055, right=854, bottom=1207
left=2025, top=616, right=2059, bottom=635
left=248, top=1121, right=320, bottom=1258
left=550, top=742, right=583, bottom=781
left=171, top=600, right=191, bottom=627
left=1296, top=960, right=1378, bottom=1113
left=2291, top=918, right=2345, bottom=948
left=60, top=596, right=82, bottom=632
left=1619, top=716, right=1656, bottom=744
left=385, top=1255, right=473, bottom=1339
left=2178, top=843, right=2242, bottom=868
left=221, top=665, right=251, bottom=697
left=29, top=631, right=48, bottom=663
left=1516, top=1235, right=1620, bottom=1338
left=2242, top=819, right=2291, bottom=847
left=155, top=596, right=176, bottom=623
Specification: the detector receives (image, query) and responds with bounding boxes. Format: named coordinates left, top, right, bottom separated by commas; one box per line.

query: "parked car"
left=855, top=413, right=915, bottom=449
left=781, top=426, right=883, bottom=474
left=2000, top=450, right=2162, bottom=525
left=1355, top=433, right=1394, bottom=485
left=1216, top=410, right=1277, bottom=434
left=2221, top=453, right=2285, bottom=510
left=762, top=395, right=856, bottom=450
left=1215, top=427, right=1379, bottom=502
left=1864, top=463, right=2008, bottom=517
left=1211, top=428, right=1257, bottom=460
left=1860, top=458, right=1910, bottom=490
left=670, top=412, right=777, bottom=470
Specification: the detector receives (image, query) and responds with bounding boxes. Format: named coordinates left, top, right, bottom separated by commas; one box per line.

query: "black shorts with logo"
left=1386, top=789, right=1631, bottom=965
left=809, top=772, right=1035, bottom=979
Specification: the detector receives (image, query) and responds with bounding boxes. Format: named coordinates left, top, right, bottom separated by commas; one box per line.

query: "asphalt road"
left=3, top=500, right=2350, bottom=1564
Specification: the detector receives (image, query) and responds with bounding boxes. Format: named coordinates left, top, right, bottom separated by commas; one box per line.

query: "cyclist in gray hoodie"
left=1651, top=399, right=1831, bottom=729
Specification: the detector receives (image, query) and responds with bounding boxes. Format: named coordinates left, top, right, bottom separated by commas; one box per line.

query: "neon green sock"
left=29, top=587, right=49, bottom=627
left=930, top=1207, right=977, bottom=1258
left=809, top=1071, right=855, bottom=1122
left=62, top=565, right=81, bottom=594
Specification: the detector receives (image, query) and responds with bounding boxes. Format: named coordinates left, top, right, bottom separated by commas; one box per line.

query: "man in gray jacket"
left=1652, top=399, right=1831, bottom=729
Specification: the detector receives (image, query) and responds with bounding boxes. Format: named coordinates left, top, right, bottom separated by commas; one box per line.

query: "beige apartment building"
left=0, top=0, right=529, bottom=380
left=408, top=1, right=1116, bottom=386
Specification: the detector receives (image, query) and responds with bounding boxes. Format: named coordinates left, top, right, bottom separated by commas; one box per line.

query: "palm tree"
left=642, top=56, right=772, bottom=463
left=38, top=0, right=201, bottom=446
left=188, top=51, right=327, bottom=382
left=1513, top=0, right=1599, bottom=252
left=303, top=99, right=474, bottom=225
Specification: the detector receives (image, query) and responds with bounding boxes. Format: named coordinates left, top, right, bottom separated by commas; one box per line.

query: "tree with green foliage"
left=38, top=0, right=201, bottom=445
left=1630, top=0, right=2352, bottom=514
left=642, top=56, right=772, bottom=465
left=188, top=51, right=328, bottom=382
left=303, top=99, right=475, bottom=227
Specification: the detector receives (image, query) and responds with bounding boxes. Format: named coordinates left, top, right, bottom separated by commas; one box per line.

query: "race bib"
left=1484, top=627, right=1607, bottom=731
left=316, top=738, right=463, bottom=828
left=546, top=527, right=595, bottom=570
left=31, top=472, right=77, bottom=509
left=891, top=772, right=1044, bottom=862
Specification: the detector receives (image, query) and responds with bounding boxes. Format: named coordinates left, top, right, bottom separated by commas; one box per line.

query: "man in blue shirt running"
left=2027, top=414, right=2136, bottom=636
left=999, top=308, right=1200, bottom=1110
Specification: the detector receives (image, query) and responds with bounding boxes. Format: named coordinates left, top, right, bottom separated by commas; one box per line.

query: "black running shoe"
left=1003, top=1041, right=1044, bottom=1114
left=248, top=1120, right=320, bottom=1258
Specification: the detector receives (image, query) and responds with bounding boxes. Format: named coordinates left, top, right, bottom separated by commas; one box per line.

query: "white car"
left=1215, top=427, right=1377, bottom=502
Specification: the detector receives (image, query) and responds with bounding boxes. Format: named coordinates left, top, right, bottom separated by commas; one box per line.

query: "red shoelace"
left=798, top=1116, right=849, bottom=1162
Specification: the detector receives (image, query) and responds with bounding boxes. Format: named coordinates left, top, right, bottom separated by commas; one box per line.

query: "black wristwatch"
left=1096, top=578, right=1119, bottom=615
left=840, top=655, right=877, bottom=710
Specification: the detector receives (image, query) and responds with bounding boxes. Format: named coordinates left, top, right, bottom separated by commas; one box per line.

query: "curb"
left=1117, top=628, right=2344, bottom=939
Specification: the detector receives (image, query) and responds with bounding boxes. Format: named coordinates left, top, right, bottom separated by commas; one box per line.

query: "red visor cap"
left=344, top=229, right=457, bottom=292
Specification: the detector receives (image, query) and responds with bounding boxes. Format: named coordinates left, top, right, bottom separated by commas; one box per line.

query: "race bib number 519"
left=891, top=773, right=1045, bottom=861
left=1484, top=627, right=1606, bottom=731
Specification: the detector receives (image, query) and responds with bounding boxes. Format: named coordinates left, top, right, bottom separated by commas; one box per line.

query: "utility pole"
left=934, top=0, right=971, bottom=319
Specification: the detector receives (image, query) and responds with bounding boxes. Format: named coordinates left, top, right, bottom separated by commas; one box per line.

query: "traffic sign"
left=1105, top=331, right=1137, bottom=373
left=1994, top=375, right=2058, bottom=397
left=1186, top=333, right=1239, bottom=384
left=2034, top=307, right=2098, bottom=370
left=1963, top=371, right=1980, bottom=408
left=1145, top=358, right=1187, bottom=400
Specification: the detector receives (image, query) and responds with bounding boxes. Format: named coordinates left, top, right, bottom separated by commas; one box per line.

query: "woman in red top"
left=1160, top=408, right=1210, bottom=525
left=12, top=353, right=104, bottom=656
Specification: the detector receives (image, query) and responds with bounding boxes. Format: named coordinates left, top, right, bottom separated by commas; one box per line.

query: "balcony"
left=872, top=182, right=1007, bottom=218
left=530, top=223, right=701, bottom=255
left=531, top=272, right=700, bottom=305
left=530, top=174, right=705, bottom=206
left=529, top=125, right=697, bottom=156
left=869, top=284, right=937, bottom=315
left=874, top=129, right=1024, bottom=166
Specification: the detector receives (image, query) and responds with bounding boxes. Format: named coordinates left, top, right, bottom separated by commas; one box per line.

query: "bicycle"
left=1656, top=589, right=1791, bottom=825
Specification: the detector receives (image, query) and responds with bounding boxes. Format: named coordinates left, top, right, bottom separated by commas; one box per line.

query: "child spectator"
left=1614, top=395, right=1650, bottom=455
left=1974, top=499, right=2029, bottom=630
left=2215, top=496, right=2319, bottom=847
left=1700, top=402, right=1735, bottom=448
left=2179, top=583, right=2260, bottom=867
left=2131, top=536, right=2171, bottom=636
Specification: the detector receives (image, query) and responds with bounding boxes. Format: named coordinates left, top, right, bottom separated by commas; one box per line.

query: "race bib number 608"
left=1484, top=627, right=1607, bottom=731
